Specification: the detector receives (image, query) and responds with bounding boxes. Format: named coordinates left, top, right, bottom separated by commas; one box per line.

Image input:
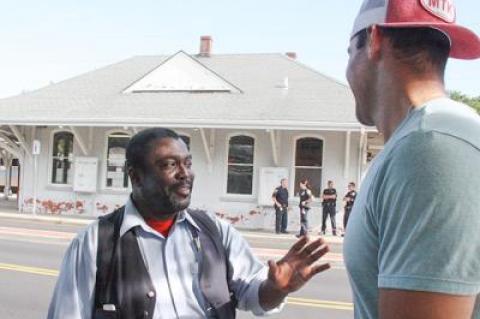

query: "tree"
left=449, top=91, right=480, bottom=114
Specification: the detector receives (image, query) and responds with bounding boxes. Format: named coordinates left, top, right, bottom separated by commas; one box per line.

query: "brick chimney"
left=286, top=52, right=297, bottom=59
left=199, top=36, right=213, bottom=57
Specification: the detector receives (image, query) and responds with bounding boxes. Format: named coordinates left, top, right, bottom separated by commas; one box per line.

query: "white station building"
left=0, top=36, right=382, bottom=230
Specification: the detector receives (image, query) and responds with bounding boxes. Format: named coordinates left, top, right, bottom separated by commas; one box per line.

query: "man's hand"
left=259, top=236, right=331, bottom=310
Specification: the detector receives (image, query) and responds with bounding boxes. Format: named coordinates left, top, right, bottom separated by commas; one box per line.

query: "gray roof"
left=0, top=53, right=362, bottom=131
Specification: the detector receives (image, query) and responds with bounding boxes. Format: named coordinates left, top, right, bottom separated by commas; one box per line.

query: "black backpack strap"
left=93, top=206, right=125, bottom=316
left=188, top=209, right=236, bottom=319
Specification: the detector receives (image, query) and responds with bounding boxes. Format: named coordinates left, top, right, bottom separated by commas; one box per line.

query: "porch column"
left=3, top=154, right=12, bottom=200
left=343, top=131, right=351, bottom=179
left=357, top=128, right=367, bottom=185
left=269, top=130, right=279, bottom=166
left=199, top=128, right=213, bottom=170
left=88, top=127, right=94, bottom=153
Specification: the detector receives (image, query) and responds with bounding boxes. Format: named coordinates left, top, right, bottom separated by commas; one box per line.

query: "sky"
left=0, top=0, right=479, bottom=98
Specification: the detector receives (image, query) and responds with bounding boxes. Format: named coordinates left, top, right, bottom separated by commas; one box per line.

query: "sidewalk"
left=0, top=210, right=94, bottom=226
left=0, top=210, right=344, bottom=244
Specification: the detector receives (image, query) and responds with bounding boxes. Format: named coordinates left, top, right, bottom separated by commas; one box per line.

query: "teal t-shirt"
left=344, top=98, right=480, bottom=319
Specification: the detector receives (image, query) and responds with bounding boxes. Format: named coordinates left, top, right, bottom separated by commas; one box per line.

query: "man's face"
left=348, top=184, right=355, bottom=191
left=346, top=31, right=376, bottom=126
left=328, top=181, right=334, bottom=189
left=133, top=137, right=195, bottom=215
left=281, top=179, right=288, bottom=188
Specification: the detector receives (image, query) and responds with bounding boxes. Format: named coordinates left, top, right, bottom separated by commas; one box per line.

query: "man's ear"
left=367, top=25, right=383, bottom=61
left=128, top=166, right=142, bottom=187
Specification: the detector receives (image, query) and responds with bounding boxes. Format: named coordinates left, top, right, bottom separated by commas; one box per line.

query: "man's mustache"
left=171, top=180, right=193, bottom=190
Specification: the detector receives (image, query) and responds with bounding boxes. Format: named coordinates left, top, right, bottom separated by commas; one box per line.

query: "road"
left=0, top=216, right=353, bottom=319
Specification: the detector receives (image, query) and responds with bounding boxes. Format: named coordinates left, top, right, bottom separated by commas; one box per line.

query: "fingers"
left=288, top=235, right=309, bottom=253
left=305, top=244, right=330, bottom=266
left=306, top=263, right=331, bottom=280
left=300, top=237, right=327, bottom=257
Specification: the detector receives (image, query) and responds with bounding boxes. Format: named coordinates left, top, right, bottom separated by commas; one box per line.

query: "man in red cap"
left=343, top=0, right=480, bottom=318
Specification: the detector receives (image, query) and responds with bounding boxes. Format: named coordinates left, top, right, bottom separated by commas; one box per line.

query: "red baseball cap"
left=351, top=0, right=480, bottom=60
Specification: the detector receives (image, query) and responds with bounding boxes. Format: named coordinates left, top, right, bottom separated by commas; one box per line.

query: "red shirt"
left=146, top=217, right=176, bottom=237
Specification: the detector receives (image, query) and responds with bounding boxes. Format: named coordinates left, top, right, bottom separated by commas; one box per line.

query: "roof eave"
left=0, top=118, right=373, bottom=132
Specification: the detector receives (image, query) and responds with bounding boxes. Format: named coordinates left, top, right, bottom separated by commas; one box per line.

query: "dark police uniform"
left=298, top=189, right=312, bottom=236
left=321, top=188, right=337, bottom=235
left=273, top=186, right=289, bottom=234
left=343, top=190, right=357, bottom=231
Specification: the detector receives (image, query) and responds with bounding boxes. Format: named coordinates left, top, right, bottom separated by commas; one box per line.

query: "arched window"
left=227, top=135, right=255, bottom=195
left=51, top=131, right=74, bottom=185
left=294, top=137, right=323, bottom=197
left=179, top=135, right=191, bottom=150
left=106, top=132, right=130, bottom=189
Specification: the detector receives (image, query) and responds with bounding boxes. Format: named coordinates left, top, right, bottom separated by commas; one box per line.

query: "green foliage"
left=449, top=91, right=480, bottom=114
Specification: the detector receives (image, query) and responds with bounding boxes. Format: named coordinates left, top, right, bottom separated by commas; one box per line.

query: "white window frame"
left=291, top=135, right=325, bottom=198
left=223, top=132, right=257, bottom=198
left=48, top=129, right=75, bottom=188
left=102, top=129, right=132, bottom=192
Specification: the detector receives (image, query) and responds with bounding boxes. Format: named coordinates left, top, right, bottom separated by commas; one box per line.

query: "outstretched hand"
left=259, top=236, right=331, bottom=311
left=267, top=236, right=331, bottom=294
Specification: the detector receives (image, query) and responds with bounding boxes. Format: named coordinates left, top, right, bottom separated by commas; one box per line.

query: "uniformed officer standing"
left=321, top=181, right=337, bottom=236
left=272, top=178, right=289, bottom=234
left=342, top=182, right=357, bottom=236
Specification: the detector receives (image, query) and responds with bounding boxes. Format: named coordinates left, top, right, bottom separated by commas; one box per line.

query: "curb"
left=0, top=211, right=344, bottom=244
left=240, top=231, right=344, bottom=244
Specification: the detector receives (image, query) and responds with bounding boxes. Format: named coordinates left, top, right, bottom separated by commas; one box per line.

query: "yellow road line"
left=287, top=300, right=353, bottom=311
left=287, top=297, right=353, bottom=311
left=0, top=263, right=59, bottom=277
left=288, top=297, right=353, bottom=306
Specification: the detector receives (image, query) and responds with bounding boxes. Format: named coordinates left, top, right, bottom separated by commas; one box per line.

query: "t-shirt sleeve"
left=374, top=131, right=480, bottom=295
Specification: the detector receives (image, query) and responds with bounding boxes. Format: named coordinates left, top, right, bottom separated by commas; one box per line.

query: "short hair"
left=354, top=27, right=450, bottom=76
left=349, top=182, right=356, bottom=187
left=126, top=128, right=180, bottom=171
left=300, top=178, right=310, bottom=188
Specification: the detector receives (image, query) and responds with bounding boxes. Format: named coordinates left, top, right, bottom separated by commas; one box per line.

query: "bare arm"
left=272, top=191, right=280, bottom=208
left=304, top=190, right=313, bottom=204
left=379, top=289, right=476, bottom=319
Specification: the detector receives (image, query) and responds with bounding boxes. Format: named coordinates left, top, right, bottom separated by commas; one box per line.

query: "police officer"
left=272, top=178, right=289, bottom=234
left=321, top=180, right=337, bottom=236
left=342, top=182, right=357, bottom=236
left=297, top=179, right=313, bottom=238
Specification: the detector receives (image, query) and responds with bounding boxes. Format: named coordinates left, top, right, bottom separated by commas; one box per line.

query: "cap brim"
left=378, top=22, right=480, bottom=60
